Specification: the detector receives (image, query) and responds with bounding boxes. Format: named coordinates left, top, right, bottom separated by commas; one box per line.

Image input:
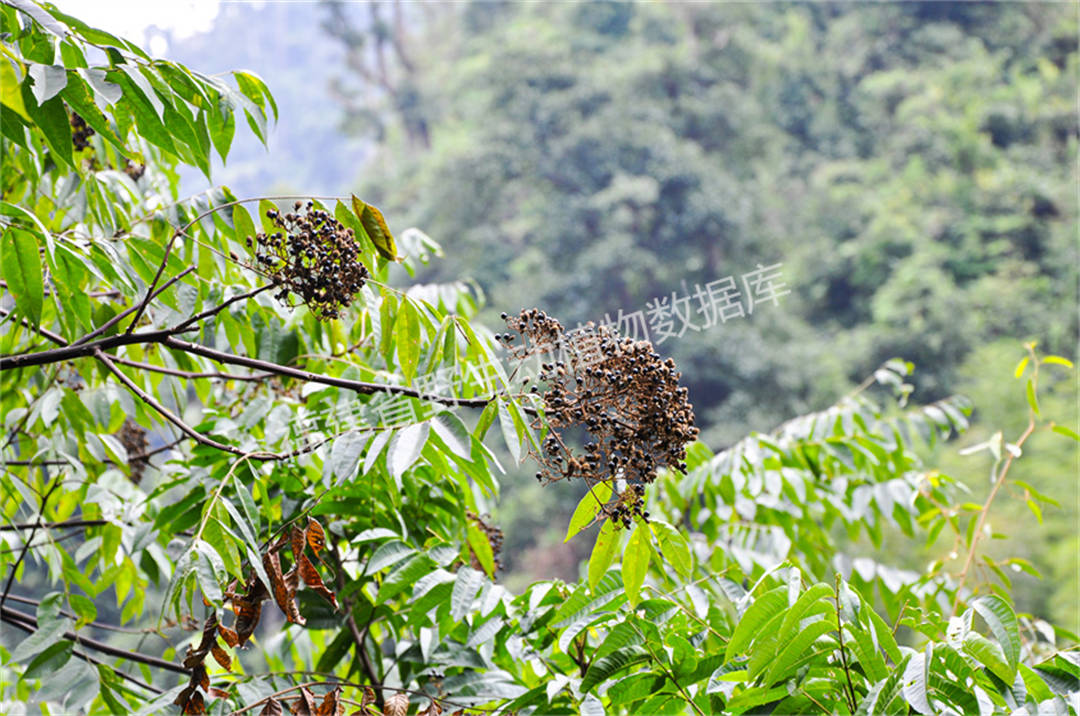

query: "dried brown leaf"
left=315, top=686, right=344, bottom=716
left=307, top=517, right=327, bottom=556
left=383, top=693, right=409, bottom=716
left=417, top=699, right=443, bottom=716
left=217, top=625, right=240, bottom=647
left=208, top=687, right=230, bottom=700
left=265, top=551, right=291, bottom=614
left=210, top=644, right=232, bottom=671
left=298, top=554, right=338, bottom=607
left=260, top=698, right=284, bottom=716
left=235, top=598, right=263, bottom=646
left=182, top=690, right=206, bottom=714
left=289, top=687, right=318, bottom=715
left=290, top=525, right=306, bottom=562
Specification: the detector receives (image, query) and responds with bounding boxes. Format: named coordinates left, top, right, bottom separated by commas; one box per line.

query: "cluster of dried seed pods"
left=497, top=309, right=698, bottom=529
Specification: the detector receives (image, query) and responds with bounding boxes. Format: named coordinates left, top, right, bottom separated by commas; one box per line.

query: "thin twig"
left=1, top=478, right=61, bottom=607
left=833, top=575, right=858, bottom=712
left=72, top=266, right=195, bottom=346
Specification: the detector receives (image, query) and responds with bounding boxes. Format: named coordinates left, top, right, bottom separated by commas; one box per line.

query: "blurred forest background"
left=145, top=1, right=1077, bottom=631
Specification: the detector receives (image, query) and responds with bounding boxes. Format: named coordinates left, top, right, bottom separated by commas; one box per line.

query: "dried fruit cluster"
left=70, top=111, right=94, bottom=150
left=117, top=419, right=149, bottom=483
left=248, top=201, right=369, bottom=320
left=497, top=310, right=698, bottom=529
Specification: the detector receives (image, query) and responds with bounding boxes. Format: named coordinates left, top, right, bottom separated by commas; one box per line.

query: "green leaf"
left=388, top=421, right=429, bottom=482
left=2, top=228, right=44, bottom=327
left=352, top=195, right=398, bottom=261
left=972, top=594, right=1020, bottom=676
left=1, top=60, right=31, bottom=121
left=961, top=631, right=1012, bottom=682
left=27, top=63, right=67, bottom=104
left=430, top=411, right=472, bottom=460
left=22, top=640, right=74, bottom=681
left=1013, top=356, right=1029, bottom=378
left=649, top=519, right=692, bottom=577
left=21, top=79, right=73, bottom=166
left=451, top=567, right=485, bottom=621
left=1025, top=379, right=1039, bottom=416
left=1051, top=424, right=1080, bottom=442
left=330, top=430, right=370, bottom=481
left=726, top=585, right=787, bottom=661
left=497, top=399, right=521, bottom=463
left=10, top=615, right=72, bottom=663
left=566, top=482, right=612, bottom=543
left=68, top=594, right=97, bottom=627
left=232, top=204, right=256, bottom=248
left=588, top=519, right=620, bottom=590
left=192, top=542, right=224, bottom=606
left=394, top=299, right=421, bottom=382
left=763, top=616, right=835, bottom=686
left=901, top=646, right=933, bottom=715
left=466, top=521, right=496, bottom=578
left=581, top=646, right=649, bottom=693
left=621, top=524, right=650, bottom=608
left=376, top=553, right=436, bottom=604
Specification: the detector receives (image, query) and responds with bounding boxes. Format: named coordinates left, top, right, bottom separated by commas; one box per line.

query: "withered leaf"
left=361, top=686, right=376, bottom=709
left=289, top=687, right=318, bottom=716
left=193, top=663, right=209, bottom=691
left=290, top=526, right=306, bottom=562
left=298, top=554, right=338, bottom=608
left=383, top=693, right=409, bottom=716
left=265, top=551, right=291, bottom=614
left=306, top=517, right=326, bottom=556
left=315, top=686, right=343, bottom=716
left=417, top=699, right=442, bottom=716
left=260, top=698, right=284, bottom=716
left=217, top=625, right=240, bottom=648
left=210, top=644, right=232, bottom=671
left=280, top=565, right=306, bottom=624
left=234, top=598, right=263, bottom=646
left=208, top=687, right=230, bottom=700
left=182, top=690, right=206, bottom=715
left=174, top=686, right=196, bottom=706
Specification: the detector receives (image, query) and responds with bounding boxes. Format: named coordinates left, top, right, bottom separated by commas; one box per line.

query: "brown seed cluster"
left=467, top=511, right=504, bottom=573
left=497, top=309, right=699, bottom=529
left=247, top=201, right=369, bottom=320
left=117, top=419, right=149, bottom=484
left=70, top=112, right=94, bottom=150
left=123, top=160, right=145, bottom=181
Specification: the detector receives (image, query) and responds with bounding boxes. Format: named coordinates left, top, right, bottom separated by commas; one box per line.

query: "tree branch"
left=0, top=610, right=162, bottom=694
left=0, top=604, right=187, bottom=674
left=1, top=478, right=60, bottom=607
left=71, top=266, right=195, bottom=346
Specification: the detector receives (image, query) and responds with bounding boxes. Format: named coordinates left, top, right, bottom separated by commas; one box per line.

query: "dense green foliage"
left=0, top=2, right=1077, bottom=715
left=325, top=0, right=1079, bottom=623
